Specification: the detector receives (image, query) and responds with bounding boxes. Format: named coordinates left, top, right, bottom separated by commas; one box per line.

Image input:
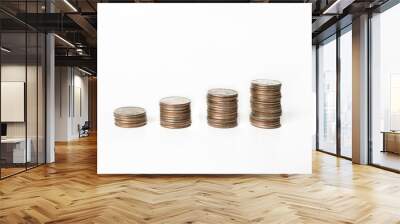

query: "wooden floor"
left=1, top=135, right=400, bottom=223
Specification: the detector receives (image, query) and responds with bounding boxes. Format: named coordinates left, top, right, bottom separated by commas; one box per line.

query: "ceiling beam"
left=55, top=55, right=96, bottom=69
left=312, top=15, right=335, bottom=33
left=67, top=14, right=97, bottom=37
left=322, top=0, right=356, bottom=14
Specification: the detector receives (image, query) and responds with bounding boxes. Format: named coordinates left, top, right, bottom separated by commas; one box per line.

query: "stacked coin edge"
left=160, top=96, right=192, bottom=129
left=207, top=88, right=238, bottom=128
left=114, top=106, right=147, bottom=128
left=250, top=79, right=282, bottom=129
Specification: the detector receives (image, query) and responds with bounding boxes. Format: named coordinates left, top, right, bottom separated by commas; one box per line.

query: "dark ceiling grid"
left=0, top=0, right=394, bottom=75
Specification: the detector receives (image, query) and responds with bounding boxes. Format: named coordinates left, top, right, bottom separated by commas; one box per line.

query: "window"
left=340, top=28, right=352, bottom=158
left=0, top=2, right=47, bottom=179
left=318, top=36, right=337, bottom=155
left=371, top=3, right=400, bottom=171
left=317, top=25, right=353, bottom=159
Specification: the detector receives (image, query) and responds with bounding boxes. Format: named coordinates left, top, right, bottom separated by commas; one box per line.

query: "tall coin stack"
left=160, top=96, right=191, bottom=129
left=250, top=79, right=282, bottom=129
left=114, top=106, right=147, bottom=128
left=207, top=88, right=238, bottom=128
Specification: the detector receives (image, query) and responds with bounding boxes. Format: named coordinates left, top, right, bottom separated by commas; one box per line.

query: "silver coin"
left=251, top=79, right=282, bottom=87
left=207, top=88, right=238, bottom=97
left=160, top=96, right=191, bottom=106
left=114, top=106, right=146, bottom=117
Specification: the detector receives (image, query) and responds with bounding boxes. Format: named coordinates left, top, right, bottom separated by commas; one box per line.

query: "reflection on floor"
left=0, top=167, right=25, bottom=178
left=0, top=163, right=41, bottom=178
left=373, top=150, right=400, bottom=171
left=341, top=147, right=352, bottom=158
left=1, top=135, right=400, bottom=223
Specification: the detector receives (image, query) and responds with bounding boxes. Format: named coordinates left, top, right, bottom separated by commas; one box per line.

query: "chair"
left=79, top=121, right=90, bottom=138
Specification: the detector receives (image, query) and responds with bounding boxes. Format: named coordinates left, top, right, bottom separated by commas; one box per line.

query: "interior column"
left=352, top=14, right=369, bottom=164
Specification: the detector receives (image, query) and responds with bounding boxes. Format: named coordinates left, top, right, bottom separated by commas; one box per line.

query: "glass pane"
left=27, top=31, right=38, bottom=169
left=340, top=29, right=352, bottom=158
left=1, top=32, right=27, bottom=177
left=38, top=33, right=45, bottom=165
left=26, top=0, right=38, bottom=169
left=318, top=37, right=337, bottom=154
left=371, top=4, right=400, bottom=171
left=0, top=1, right=46, bottom=178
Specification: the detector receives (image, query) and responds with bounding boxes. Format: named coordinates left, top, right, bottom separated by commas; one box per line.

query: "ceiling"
left=0, top=0, right=393, bottom=74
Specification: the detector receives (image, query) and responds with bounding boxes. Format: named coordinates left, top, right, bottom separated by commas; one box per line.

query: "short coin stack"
left=250, top=79, right=282, bottom=129
left=114, top=106, right=147, bottom=128
left=207, top=88, right=238, bottom=128
left=160, top=96, right=191, bottom=129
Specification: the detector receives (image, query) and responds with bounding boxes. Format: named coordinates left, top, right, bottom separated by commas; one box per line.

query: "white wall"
left=98, top=4, right=312, bottom=174
left=1, top=65, right=26, bottom=138
left=1, top=65, right=42, bottom=137
left=55, top=66, right=69, bottom=141
left=55, top=67, right=89, bottom=141
left=71, top=73, right=89, bottom=138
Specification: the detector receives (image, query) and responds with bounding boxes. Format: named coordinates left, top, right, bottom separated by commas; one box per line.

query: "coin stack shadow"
left=160, top=96, right=191, bottom=129
left=114, top=106, right=147, bottom=128
left=207, top=88, right=238, bottom=128
left=250, top=79, right=282, bottom=129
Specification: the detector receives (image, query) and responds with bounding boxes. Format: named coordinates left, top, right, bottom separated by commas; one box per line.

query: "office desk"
left=1, top=138, right=31, bottom=163
left=382, top=131, right=400, bottom=154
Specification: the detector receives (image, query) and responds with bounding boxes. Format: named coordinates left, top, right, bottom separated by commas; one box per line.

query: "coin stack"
left=250, top=79, right=282, bottom=129
left=114, top=106, right=147, bottom=128
left=160, top=96, right=191, bottom=129
left=207, top=88, right=238, bottom=128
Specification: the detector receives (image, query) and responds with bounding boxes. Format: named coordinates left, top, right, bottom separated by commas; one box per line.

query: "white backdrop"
left=98, top=3, right=312, bottom=174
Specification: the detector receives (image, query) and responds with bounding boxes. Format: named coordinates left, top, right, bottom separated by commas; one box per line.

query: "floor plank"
left=1, top=134, right=400, bottom=224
